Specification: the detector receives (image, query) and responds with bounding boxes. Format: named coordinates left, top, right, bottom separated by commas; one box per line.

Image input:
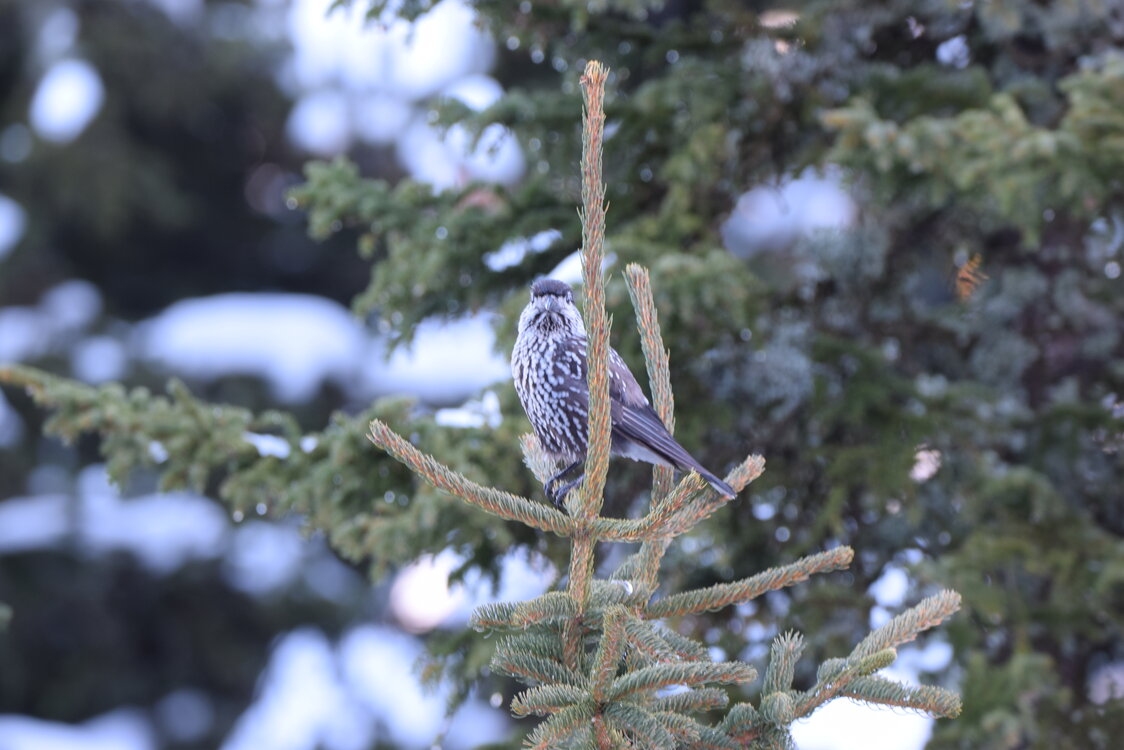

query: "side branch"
left=654, top=454, right=766, bottom=536
left=841, top=676, right=962, bottom=718
left=624, top=263, right=676, bottom=503
left=850, top=590, right=962, bottom=659
left=646, top=546, right=854, bottom=618
left=368, top=420, right=572, bottom=535
left=623, top=264, right=675, bottom=431
left=589, top=454, right=766, bottom=543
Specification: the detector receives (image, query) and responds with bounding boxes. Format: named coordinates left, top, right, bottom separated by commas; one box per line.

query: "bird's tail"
left=696, top=467, right=736, bottom=498
left=658, top=442, right=736, bottom=498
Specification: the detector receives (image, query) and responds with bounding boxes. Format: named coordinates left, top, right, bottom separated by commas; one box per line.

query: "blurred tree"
left=0, top=0, right=369, bottom=315
left=3, top=0, right=1124, bottom=747
left=0, top=1, right=383, bottom=747
left=299, top=0, right=1124, bottom=745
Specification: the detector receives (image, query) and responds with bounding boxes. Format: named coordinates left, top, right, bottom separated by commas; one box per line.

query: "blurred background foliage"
left=2, top=0, right=1123, bottom=748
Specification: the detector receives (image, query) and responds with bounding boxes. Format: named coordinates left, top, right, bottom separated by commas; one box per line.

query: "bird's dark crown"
left=530, top=279, right=573, bottom=300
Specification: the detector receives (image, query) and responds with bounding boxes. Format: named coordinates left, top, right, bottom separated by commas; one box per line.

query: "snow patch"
left=0, top=708, right=155, bottom=750
left=0, top=194, right=26, bottom=260
left=136, top=293, right=366, bottom=403
left=29, top=59, right=105, bottom=143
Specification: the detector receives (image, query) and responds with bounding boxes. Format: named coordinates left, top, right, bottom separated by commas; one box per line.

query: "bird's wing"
left=605, top=348, right=710, bottom=475
left=557, top=337, right=732, bottom=493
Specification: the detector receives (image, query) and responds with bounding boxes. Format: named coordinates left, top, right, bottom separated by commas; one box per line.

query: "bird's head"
left=518, top=278, right=586, bottom=337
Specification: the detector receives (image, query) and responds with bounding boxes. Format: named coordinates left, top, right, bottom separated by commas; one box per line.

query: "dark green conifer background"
left=1, top=0, right=1122, bottom=747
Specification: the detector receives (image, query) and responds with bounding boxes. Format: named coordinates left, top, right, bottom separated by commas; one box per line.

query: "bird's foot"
left=544, top=460, right=584, bottom=513
left=546, top=474, right=584, bottom=513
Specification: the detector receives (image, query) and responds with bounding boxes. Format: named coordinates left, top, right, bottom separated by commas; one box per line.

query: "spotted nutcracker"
left=511, top=278, right=735, bottom=509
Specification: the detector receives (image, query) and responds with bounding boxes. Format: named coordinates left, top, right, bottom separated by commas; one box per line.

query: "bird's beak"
left=540, top=296, right=562, bottom=313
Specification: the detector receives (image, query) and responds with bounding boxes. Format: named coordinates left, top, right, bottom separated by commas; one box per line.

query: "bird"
left=511, top=278, right=736, bottom=509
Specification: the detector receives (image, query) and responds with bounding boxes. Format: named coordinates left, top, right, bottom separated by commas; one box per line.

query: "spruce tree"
left=369, top=62, right=962, bottom=747
left=2, top=57, right=964, bottom=748
left=4, top=1, right=1122, bottom=746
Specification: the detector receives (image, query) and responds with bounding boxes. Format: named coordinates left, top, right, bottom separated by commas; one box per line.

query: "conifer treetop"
left=365, top=59, right=961, bottom=748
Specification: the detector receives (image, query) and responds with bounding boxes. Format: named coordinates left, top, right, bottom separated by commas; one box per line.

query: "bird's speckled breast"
left=512, top=330, right=590, bottom=462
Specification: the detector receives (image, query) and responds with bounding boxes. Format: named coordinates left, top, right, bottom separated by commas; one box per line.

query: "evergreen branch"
left=694, top=731, right=745, bottom=750
left=814, top=658, right=847, bottom=684
left=720, top=702, right=759, bottom=734
left=367, top=419, right=571, bottom=534
left=632, top=539, right=672, bottom=601
left=577, top=59, right=612, bottom=520
left=724, top=453, right=768, bottom=494
left=469, top=602, right=518, bottom=630
left=604, top=703, right=677, bottom=750
left=840, top=675, right=962, bottom=718
left=594, top=455, right=767, bottom=546
left=559, top=61, right=613, bottom=678
left=651, top=710, right=703, bottom=746
left=763, top=631, right=806, bottom=695
left=756, top=726, right=797, bottom=750
left=590, top=716, right=630, bottom=750
left=623, top=263, right=676, bottom=501
left=653, top=712, right=741, bottom=750
left=610, top=552, right=644, bottom=582
left=609, top=661, right=757, bottom=701
left=816, top=647, right=897, bottom=688
left=510, top=684, right=588, bottom=717
left=512, top=591, right=580, bottom=626
left=622, top=619, right=709, bottom=663
left=642, top=472, right=710, bottom=534
left=568, top=532, right=597, bottom=612
left=623, top=619, right=692, bottom=663
left=759, top=691, right=797, bottom=724
left=646, top=546, right=853, bottom=618
left=561, top=619, right=584, bottom=675
left=588, top=579, right=640, bottom=606
left=738, top=602, right=959, bottom=746
left=2, top=367, right=522, bottom=577
left=650, top=687, right=730, bottom=714
left=492, top=647, right=585, bottom=687
left=725, top=594, right=963, bottom=738
left=472, top=588, right=615, bottom=633
left=850, top=590, right=961, bottom=660
left=0, top=365, right=262, bottom=490
left=621, top=262, right=680, bottom=600
left=655, top=454, right=766, bottom=536
left=494, top=632, right=564, bottom=661
left=588, top=514, right=667, bottom=543
left=591, top=606, right=629, bottom=701
left=782, top=649, right=898, bottom=731
left=588, top=479, right=701, bottom=541
left=525, top=704, right=595, bottom=749
left=725, top=698, right=798, bottom=747
left=657, top=627, right=712, bottom=662
left=588, top=452, right=764, bottom=544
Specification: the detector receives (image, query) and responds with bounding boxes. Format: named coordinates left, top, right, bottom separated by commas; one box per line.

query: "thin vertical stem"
left=566, top=60, right=611, bottom=620
left=624, top=264, right=676, bottom=503
left=624, top=264, right=677, bottom=596
left=577, top=60, right=611, bottom=522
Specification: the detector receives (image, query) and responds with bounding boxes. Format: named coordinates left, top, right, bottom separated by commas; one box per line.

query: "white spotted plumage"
left=512, top=278, right=736, bottom=505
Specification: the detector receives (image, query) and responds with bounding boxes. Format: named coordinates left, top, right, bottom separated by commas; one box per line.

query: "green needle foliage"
left=368, top=60, right=962, bottom=748
left=0, top=364, right=535, bottom=580
left=0, top=55, right=964, bottom=746
left=6, top=1, right=1120, bottom=745
left=297, top=4, right=1122, bottom=745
